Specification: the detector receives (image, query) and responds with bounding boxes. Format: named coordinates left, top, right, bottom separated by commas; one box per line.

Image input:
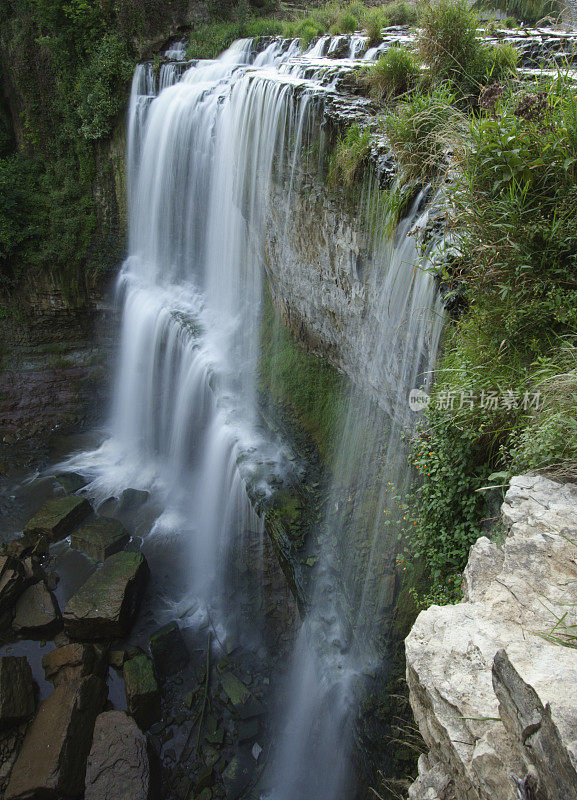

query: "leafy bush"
left=381, top=85, right=466, bottom=182
left=484, top=42, right=518, bottom=82
left=364, top=46, right=419, bottom=99
left=385, top=1, right=419, bottom=26
left=75, top=34, right=133, bottom=140
left=330, top=9, right=358, bottom=33
left=328, top=124, right=372, bottom=188
left=474, top=0, right=559, bottom=25
left=364, top=7, right=389, bottom=45
left=418, top=0, right=487, bottom=94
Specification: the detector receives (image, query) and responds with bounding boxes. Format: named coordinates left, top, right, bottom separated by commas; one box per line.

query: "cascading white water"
left=266, top=185, right=445, bottom=800
left=65, top=29, right=445, bottom=797
left=67, top=34, right=387, bottom=633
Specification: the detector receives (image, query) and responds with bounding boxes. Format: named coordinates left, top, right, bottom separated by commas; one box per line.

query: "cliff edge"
left=406, top=474, right=577, bottom=800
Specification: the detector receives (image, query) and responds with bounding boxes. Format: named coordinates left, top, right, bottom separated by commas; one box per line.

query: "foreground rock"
left=85, top=710, right=152, bottom=800
left=5, top=675, right=106, bottom=799
left=0, top=556, right=26, bottom=627
left=71, top=517, right=130, bottom=561
left=12, top=582, right=61, bottom=638
left=0, top=657, right=35, bottom=728
left=124, top=652, right=160, bottom=730
left=42, top=643, right=107, bottom=687
left=406, top=475, right=577, bottom=800
left=63, top=551, right=149, bottom=639
left=22, top=495, right=91, bottom=541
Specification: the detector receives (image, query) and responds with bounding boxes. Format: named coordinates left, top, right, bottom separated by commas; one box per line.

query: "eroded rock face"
left=0, top=657, right=35, bottom=729
left=12, top=582, right=62, bottom=638
left=85, top=710, right=152, bottom=800
left=70, top=517, right=130, bottom=561
left=406, top=474, right=577, bottom=800
left=42, top=643, right=108, bottom=687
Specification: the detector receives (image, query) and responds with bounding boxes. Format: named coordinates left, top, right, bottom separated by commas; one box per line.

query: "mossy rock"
left=124, top=652, right=160, bottom=730
left=71, top=518, right=129, bottom=562
left=63, top=552, right=150, bottom=640
left=23, top=496, right=91, bottom=542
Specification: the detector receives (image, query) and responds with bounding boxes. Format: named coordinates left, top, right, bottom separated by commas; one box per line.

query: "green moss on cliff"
left=259, top=287, right=347, bottom=462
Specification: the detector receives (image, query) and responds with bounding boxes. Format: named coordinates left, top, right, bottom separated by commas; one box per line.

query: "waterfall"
left=64, top=31, right=445, bottom=797
left=265, top=185, right=444, bottom=799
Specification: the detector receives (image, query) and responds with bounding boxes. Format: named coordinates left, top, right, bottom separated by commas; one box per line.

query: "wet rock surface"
left=42, top=642, right=108, bottom=687
left=63, top=551, right=150, bottom=639
left=12, top=581, right=62, bottom=638
left=124, top=651, right=161, bottom=730
left=22, top=495, right=91, bottom=542
left=71, top=517, right=130, bottom=561
left=5, top=674, right=107, bottom=799
left=0, top=657, right=35, bottom=729
left=406, top=475, right=577, bottom=800
left=85, top=710, right=153, bottom=800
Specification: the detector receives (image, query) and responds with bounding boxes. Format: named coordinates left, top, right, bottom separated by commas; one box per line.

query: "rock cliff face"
left=406, top=474, right=577, bottom=800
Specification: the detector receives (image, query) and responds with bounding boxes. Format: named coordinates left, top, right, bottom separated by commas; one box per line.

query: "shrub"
left=385, top=1, right=419, bottom=26
left=364, top=46, right=420, bottom=99
left=364, top=7, right=389, bottom=45
left=328, top=123, right=372, bottom=188
left=418, top=0, right=486, bottom=93
left=295, top=18, right=325, bottom=49
left=474, top=0, right=559, bottom=25
left=381, top=85, right=466, bottom=182
left=483, top=42, right=518, bottom=83
left=330, top=9, right=358, bottom=33
left=75, top=34, right=133, bottom=140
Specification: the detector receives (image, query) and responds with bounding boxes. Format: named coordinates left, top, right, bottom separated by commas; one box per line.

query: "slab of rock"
left=406, top=475, right=577, bottom=800
left=22, top=495, right=91, bottom=542
left=124, top=653, right=160, bottom=730
left=71, top=518, right=130, bottom=562
left=42, top=643, right=108, bottom=687
left=12, top=582, right=61, bottom=638
left=0, top=556, right=26, bottom=626
left=85, top=710, right=152, bottom=800
left=149, top=621, right=188, bottom=679
left=0, top=657, right=35, bottom=729
left=5, top=674, right=106, bottom=799
left=63, top=551, right=150, bottom=640
left=54, top=472, right=89, bottom=494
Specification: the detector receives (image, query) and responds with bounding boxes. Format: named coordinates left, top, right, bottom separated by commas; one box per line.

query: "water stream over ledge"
left=61, top=33, right=445, bottom=798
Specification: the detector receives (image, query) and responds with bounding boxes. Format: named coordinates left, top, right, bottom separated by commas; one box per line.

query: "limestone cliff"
left=406, top=474, right=577, bottom=800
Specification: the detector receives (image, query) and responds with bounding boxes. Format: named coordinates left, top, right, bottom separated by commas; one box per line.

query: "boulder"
left=0, top=657, right=35, bottom=729
left=0, top=556, right=26, bottom=626
left=406, top=475, right=577, bottom=800
left=22, top=496, right=91, bottom=542
left=71, top=517, right=130, bottom=562
left=12, top=582, right=61, bottom=638
left=54, top=472, right=89, bottom=494
left=63, top=551, right=150, bottom=640
left=5, top=675, right=106, bottom=799
left=124, top=653, right=160, bottom=730
left=84, top=710, right=152, bottom=800
left=42, top=643, right=108, bottom=687
left=149, top=621, right=188, bottom=679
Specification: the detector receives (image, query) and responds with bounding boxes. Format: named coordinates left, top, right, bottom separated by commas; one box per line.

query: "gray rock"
left=0, top=556, right=26, bottom=625
left=63, top=551, right=150, bottom=640
left=406, top=475, right=577, bottom=800
left=12, top=582, right=61, bottom=638
left=71, top=517, right=130, bottom=561
left=54, top=472, right=89, bottom=494
left=0, top=657, right=35, bottom=729
left=5, top=675, right=106, bottom=799
left=85, top=710, right=152, bottom=800
left=42, top=643, right=108, bottom=687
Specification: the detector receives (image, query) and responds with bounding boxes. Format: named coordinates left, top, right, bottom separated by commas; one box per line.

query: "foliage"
left=474, top=0, right=559, bottom=24
left=406, top=74, right=577, bottom=603
left=363, top=46, right=420, bottom=100
left=0, top=156, right=38, bottom=290
left=381, top=85, right=466, bottom=182
left=328, top=123, right=372, bottom=188
left=385, top=1, right=419, bottom=26
left=75, top=34, right=133, bottom=140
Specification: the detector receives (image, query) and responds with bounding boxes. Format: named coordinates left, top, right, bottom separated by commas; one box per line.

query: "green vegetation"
left=328, top=124, right=372, bottom=189
left=401, top=72, right=577, bottom=605
left=474, top=0, right=560, bottom=25
left=363, top=46, right=420, bottom=100
left=259, top=289, right=347, bottom=461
